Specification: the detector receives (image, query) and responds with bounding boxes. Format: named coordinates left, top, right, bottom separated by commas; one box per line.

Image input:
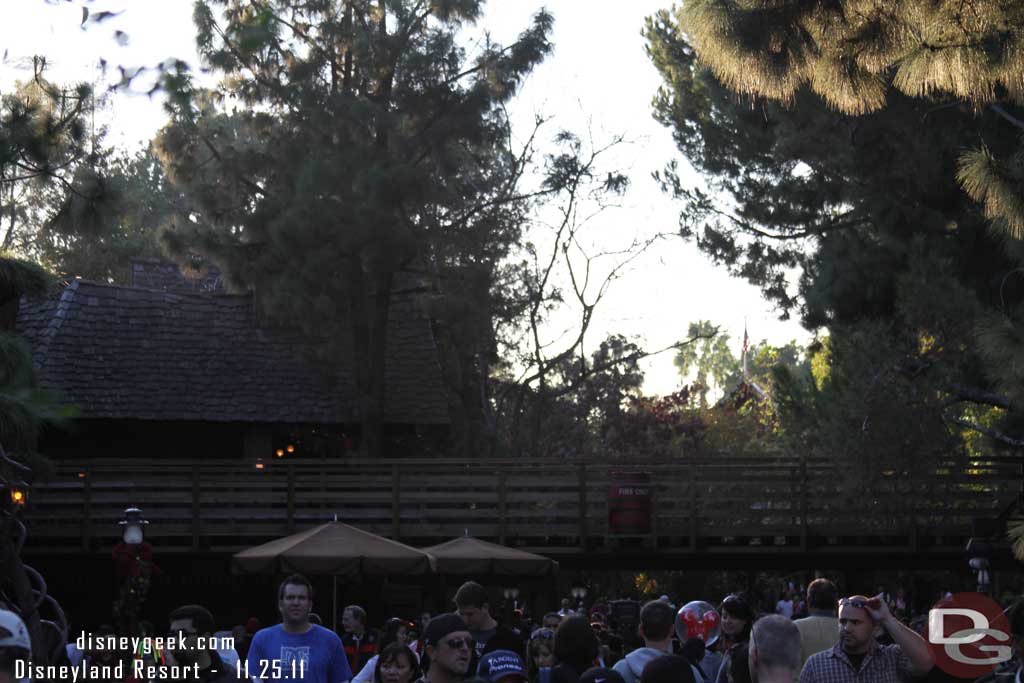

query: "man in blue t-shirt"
left=248, top=574, right=353, bottom=683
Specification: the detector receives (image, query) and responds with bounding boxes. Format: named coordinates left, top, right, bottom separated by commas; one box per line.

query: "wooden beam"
left=287, top=464, right=295, bottom=534
left=191, top=463, right=201, bottom=551
left=81, top=468, right=91, bottom=553
left=800, top=457, right=808, bottom=552
left=578, top=464, right=588, bottom=549
left=391, top=464, right=401, bottom=539
left=689, top=461, right=699, bottom=551
left=498, top=472, right=507, bottom=545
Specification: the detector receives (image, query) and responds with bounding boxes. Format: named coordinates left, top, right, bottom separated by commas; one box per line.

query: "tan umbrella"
left=233, top=521, right=436, bottom=629
left=422, top=536, right=558, bottom=576
left=233, top=521, right=435, bottom=575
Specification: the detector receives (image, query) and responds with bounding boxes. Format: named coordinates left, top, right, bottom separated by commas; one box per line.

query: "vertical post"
left=287, top=464, right=296, bottom=534
left=577, top=464, right=588, bottom=549
left=81, top=468, right=92, bottom=552
left=498, top=472, right=508, bottom=544
left=319, top=451, right=326, bottom=513
left=689, top=461, right=698, bottom=551
left=647, top=480, right=658, bottom=549
left=191, top=463, right=201, bottom=551
left=800, top=457, right=808, bottom=552
left=391, top=464, right=401, bottom=539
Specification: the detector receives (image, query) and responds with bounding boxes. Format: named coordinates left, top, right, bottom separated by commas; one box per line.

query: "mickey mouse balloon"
left=675, top=601, right=721, bottom=646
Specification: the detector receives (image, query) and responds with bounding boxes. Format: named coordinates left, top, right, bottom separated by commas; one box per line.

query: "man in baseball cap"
left=0, top=610, right=30, bottom=683
left=578, top=668, right=625, bottom=683
left=477, top=650, right=527, bottom=683
left=417, top=614, right=472, bottom=683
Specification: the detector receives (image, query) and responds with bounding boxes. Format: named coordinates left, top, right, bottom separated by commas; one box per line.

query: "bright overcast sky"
left=3, top=0, right=811, bottom=396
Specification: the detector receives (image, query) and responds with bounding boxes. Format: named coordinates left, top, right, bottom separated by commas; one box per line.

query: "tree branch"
left=704, top=202, right=868, bottom=240
left=951, top=416, right=1024, bottom=447
left=533, top=333, right=718, bottom=401
left=198, top=134, right=270, bottom=199
left=990, top=103, right=1024, bottom=132
left=944, top=383, right=1013, bottom=410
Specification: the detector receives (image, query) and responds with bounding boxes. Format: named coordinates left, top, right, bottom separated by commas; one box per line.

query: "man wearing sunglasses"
left=798, top=595, right=933, bottom=683
left=418, top=614, right=473, bottom=683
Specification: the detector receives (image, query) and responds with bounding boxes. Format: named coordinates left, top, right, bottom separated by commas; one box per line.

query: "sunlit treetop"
left=680, top=0, right=1024, bottom=115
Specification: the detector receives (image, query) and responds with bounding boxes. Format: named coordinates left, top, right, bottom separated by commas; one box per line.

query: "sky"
left=2, top=0, right=812, bottom=396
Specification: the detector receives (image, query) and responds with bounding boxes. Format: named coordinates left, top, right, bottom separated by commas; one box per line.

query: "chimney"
left=130, top=258, right=224, bottom=292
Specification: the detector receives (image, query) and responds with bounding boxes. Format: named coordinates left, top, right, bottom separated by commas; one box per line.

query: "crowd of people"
left=0, top=576, right=1019, bottom=683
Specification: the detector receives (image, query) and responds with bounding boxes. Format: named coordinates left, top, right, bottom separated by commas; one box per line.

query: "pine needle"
left=1009, top=519, right=1024, bottom=562
left=957, top=147, right=1024, bottom=240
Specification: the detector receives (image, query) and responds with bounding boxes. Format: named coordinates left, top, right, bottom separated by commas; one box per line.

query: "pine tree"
left=1, top=61, right=101, bottom=258
left=0, top=72, right=83, bottom=662
left=156, top=0, right=557, bottom=457
left=646, top=2, right=1024, bottom=514
left=39, top=145, right=182, bottom=283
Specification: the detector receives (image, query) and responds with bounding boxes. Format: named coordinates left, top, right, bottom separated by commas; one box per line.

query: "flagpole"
left=742, top=318, right=748, bottom=379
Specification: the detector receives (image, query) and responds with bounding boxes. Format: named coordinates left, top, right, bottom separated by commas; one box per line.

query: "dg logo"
left=927, top=592, right=1013, bottom=678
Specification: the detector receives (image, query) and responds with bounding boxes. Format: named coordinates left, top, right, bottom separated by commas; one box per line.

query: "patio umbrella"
left=233, top=521, right=436, bottom=628
left=421, top=536, right=558, bottom=576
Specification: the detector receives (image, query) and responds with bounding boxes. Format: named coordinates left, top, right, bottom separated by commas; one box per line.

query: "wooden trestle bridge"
left=20, top=454, right=1023, bottom=566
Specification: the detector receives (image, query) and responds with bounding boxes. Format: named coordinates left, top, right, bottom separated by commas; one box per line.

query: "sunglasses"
left=445, top=637, right=473, bottom=650
left=838, top=598, right=879, bottom=609
left=530, top=628, right=555, bottom=641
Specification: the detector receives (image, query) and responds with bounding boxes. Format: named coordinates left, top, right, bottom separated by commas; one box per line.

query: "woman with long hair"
left=712, top=596, right=754, bottom=683
left=527, top=629, right=556, bottom=683
left=354, top=619, right=417, bottom=683
left=551, top=617, right=599, bottom=683
left=375, top=644, right=421, bottom=683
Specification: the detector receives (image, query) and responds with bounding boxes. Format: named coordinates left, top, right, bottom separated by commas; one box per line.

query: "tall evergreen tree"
left=156, top=0, right=558, bottom=457
left=1, top=62, right=102, bottom=259
left=0, top=63, right=85, bottom=664
left=39, top=144, right=182, bottom=283
left=645, top=1, right=1024, bottom=477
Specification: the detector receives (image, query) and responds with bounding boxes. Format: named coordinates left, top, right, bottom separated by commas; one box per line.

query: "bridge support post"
left=498, top=472, right=507, bottom=545
left=689, top=462, right=698, bottom=551
left=191, top=463, right=201, bottom=551
left=81, top=468, right=91, bottom=552
left=800, top=458, right=808, bottom=552
left=391, top=464, right=401, bottom=539
left=578, top=464, right=588, bottom=550
left=287, top=464, right=295, bottom=533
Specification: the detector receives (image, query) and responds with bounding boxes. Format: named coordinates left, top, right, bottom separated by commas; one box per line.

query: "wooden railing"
left=21, top=455, right=1022, bottom=554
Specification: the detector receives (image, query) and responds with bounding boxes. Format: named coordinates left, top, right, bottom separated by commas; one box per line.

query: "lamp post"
left=120, top=507, right=148, bottom=545
left=503, top=587, right=521, bottom=622
left=571, top=584, right=588, bottom=612
left=112, top=507, right=158, bottom=636
left=966, top=537, right=992, bottom=595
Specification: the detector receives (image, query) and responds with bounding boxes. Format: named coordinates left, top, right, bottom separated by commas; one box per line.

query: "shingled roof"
left=16, top=278, right=449, bottom=424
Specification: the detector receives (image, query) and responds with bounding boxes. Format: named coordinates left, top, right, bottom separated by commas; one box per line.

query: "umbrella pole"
left=333, top=575, right=338, bottom=632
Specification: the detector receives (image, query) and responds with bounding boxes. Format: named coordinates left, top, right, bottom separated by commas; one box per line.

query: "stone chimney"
left=130, top=258, right=225, bottom=293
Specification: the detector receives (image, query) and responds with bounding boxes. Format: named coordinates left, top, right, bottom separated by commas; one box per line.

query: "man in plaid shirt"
left=799, top=595, right=933, bottom=683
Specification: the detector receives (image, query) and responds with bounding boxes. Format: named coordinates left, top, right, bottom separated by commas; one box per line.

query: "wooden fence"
left=21, top=454, right=1022, bottom=554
